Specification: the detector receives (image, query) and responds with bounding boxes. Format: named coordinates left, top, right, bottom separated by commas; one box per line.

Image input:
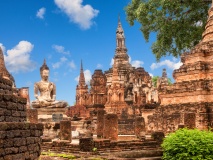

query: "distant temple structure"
left=69, top=18, right=161, bottom=121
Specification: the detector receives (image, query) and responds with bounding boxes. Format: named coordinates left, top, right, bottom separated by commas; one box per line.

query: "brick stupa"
left=147, top=3, right=213, bottom=133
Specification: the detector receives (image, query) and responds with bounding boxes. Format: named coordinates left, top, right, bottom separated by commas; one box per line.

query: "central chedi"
left=32, top=59, right=67, bottom=108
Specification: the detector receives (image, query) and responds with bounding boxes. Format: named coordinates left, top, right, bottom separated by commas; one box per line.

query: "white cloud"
left=0, top=43, right=5, bottom=53
left=150, top=59, right=183, bottom=70
left=60, top=56, right=67, bottom=62
left=75, top=69, right=92, bottom=84
left=52, top=62, right=61, bottom=69
left=149, top=73, right=153, bottom=77
left=129, top=56, right=131, bottom=63
left=52, top=56, right=68, bottom=69
left=68, top=60, right=76, bottom=69
left=52, top=44, right=70, bottom=55
left=131, top=60, right=144, bottom=68
left=36, top=7, right=46, bottom=19
left=4, top=41, right=36, bottom=73
left=110, top=58, right=114, bottom=66
left=97, top=63, right=103, bottom=69
left=54, top=0, right=99, bottom=29
left=26, top=81, right=33, bottom=86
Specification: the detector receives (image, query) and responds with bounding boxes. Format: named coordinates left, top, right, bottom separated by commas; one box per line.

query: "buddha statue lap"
left=32, top=60, right=67, bottom=108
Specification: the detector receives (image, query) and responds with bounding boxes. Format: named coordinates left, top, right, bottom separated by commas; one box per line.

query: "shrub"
left=161, top=128, right=213, bottom=160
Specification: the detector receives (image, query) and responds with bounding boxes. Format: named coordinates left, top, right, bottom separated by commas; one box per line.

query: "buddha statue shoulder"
left=32, top=59, right=67, bottom=108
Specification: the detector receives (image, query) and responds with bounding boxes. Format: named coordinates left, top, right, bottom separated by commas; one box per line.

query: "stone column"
left=60, top=120, right=72, bottom=142
left=97, top=110, right=105, bottom=138
left=103, top=113, right=118, bottom=141
left=134, top=116, right=145, bottom=138
left=26, top=109, right=38, bottom=123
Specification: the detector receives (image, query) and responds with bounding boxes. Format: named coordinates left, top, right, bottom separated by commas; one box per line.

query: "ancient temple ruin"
left=72, top=18, right=156, bottom=119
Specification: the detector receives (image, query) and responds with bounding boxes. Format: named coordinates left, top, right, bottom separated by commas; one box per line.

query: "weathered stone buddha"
left=32, top=60, right=67, bottom=108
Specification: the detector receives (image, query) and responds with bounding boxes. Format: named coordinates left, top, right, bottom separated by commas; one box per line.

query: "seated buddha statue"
left=31, top=60, right=67, bottom=108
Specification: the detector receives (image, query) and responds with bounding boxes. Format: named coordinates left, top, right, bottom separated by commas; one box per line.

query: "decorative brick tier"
left=0, top=122, right=43, bottom=160
left=147, top=102, right=212, bottom=133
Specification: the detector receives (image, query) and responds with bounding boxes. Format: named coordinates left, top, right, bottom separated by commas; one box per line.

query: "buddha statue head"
left=40, top=59, right=49, bottom=81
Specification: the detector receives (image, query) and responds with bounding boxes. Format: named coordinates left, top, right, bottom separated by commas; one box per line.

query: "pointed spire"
left=118, top=13, right=120, bottom=24
left=79, top=60, right=86, bottom=86
left=0, top=46, right=15, bottom=85
left=116, top=15, right=124, bottom=36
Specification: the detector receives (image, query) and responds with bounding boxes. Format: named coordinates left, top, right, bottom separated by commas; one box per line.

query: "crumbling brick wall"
left=0, top=122, right=43, bottom=160
left=0, top=77, right=43, bottom=160
left=147, top=102, right=211, bottom=134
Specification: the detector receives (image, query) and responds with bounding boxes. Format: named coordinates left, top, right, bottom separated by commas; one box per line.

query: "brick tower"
left=148, top=3, right=213, bottom=133
left=76, top=60, right=89, bottom=105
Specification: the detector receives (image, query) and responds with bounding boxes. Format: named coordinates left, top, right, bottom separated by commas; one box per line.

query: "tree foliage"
left=161, top=128, right=213, bottom=160
left=152, top=76, right=172, bottom=87
left=152, top=76, right=159, bottom=87
left=125, top=0, right=211, bottom=61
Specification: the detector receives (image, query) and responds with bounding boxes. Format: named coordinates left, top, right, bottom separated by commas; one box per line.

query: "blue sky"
left=0, top=0, right=182, bottom=106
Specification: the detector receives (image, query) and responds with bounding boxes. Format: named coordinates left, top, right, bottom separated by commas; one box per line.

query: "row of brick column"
left=27, top=108, right=146, bottom=142
left=97, top=110, right=145, bottom=141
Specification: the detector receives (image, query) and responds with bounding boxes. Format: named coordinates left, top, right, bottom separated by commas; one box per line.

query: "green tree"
left=152, top=76, right=172, bottom=87
left=125, top=0, right=211, bottom=61
left=162, top=128, right=213, bottom=160
left=152, top=76, right=159, bottom=87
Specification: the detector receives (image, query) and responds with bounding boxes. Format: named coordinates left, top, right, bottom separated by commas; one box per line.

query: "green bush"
left=161, top=128, right=213, bottom=160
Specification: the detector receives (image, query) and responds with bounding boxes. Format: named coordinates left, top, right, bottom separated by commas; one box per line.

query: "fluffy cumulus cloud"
left=52, top=44, right=70, bottom=55
left=52, top=56, right=68, bottom=69
left=4, top=41, right=36, bottom=73
left=36, top=7, right=46, bottom=19
left=75, top=69, right=92, bottom=84
left=54, top=0, right=99, bottom=29
left=150, top=59, right=183, bottom=70
left=131, top=60, right=144, bottom=68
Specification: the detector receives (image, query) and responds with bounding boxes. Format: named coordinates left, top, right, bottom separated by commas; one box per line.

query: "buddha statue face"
left=41, top=69, right=49, bottom=81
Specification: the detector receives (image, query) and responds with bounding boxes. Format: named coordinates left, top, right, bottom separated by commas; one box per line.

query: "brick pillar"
left=19, top=87, right=30, bottom=109
left=26, top=109, right=38, bottom=123
left=60, top=120, right=71, bottom=142
left=135, top=116, right=145, bottom=138
left=103, top=113, right=118, bottom=141
left=97, top=110, right=105, bottom=138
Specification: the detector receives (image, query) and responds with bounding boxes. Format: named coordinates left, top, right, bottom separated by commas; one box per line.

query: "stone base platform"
left=36, top=107, right=71, bottom=141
